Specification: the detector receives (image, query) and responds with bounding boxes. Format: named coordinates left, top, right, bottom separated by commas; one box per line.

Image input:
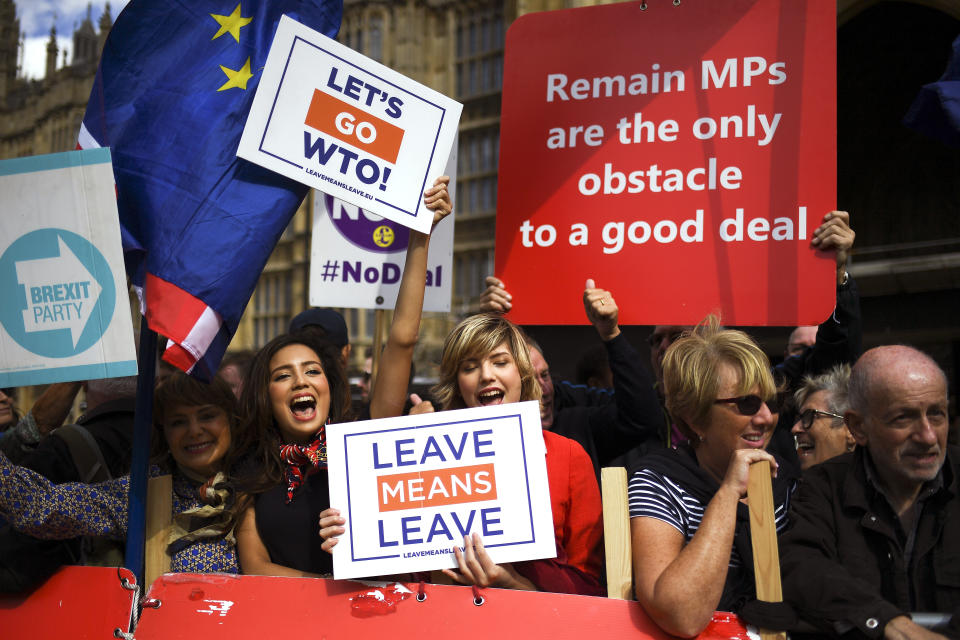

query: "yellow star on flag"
left=211, top=3, right=252, bottom=43
left=217, top=57, right=253, bottom=91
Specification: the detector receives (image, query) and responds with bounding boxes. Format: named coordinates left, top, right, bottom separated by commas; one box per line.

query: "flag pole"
left=125, top=322, right=158, bottom=587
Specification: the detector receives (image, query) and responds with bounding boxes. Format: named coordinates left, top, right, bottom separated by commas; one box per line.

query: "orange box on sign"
left=377, top=463, right=497, bottom=512
left=304, top=90, right=404, bottom=164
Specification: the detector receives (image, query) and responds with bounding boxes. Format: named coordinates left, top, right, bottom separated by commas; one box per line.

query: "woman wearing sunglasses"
left=627, top=315, right=799, bottom=637
left=791, top=364, right=854, bottom=470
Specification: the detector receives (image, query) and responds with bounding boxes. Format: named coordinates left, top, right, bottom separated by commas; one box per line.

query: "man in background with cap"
left=289, top=308, right=352, bottom=365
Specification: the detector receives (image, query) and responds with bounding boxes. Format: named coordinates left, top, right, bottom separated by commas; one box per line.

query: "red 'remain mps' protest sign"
left=495, top=0, right=836, bottom=326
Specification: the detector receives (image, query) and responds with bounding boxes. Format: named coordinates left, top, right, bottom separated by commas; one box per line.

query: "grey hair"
left=795, top=364, right=851, bottom=416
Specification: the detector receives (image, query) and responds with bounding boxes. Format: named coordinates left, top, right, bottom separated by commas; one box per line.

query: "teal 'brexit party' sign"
left=0, top=149, right=137, bottom=387
left=1, top=229, right=116, bottom=358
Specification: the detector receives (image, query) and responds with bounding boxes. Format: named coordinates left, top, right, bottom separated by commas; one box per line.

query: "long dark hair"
left=230, top=333, right=352, bottom=494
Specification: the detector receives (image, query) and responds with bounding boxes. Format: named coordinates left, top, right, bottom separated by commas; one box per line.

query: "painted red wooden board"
left=133, top=574, right=752, bottom=639
left=0, top=566, right=136, bottom=638
left=496, top=0, right=836, bottom=326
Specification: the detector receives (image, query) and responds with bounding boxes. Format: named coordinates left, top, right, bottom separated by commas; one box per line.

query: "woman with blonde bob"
left=431, top=313, right=604, bottom=595
left=628, top=315, right=798, bottom=637
left=432, top=313, right=541, bottom=410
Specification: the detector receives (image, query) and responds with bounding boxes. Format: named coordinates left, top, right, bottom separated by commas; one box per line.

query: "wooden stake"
left=144, top=474, right=173, bottom=590
left=601, top=467, right=632, bottom=600
left=747, top=460, right=787, bottom=640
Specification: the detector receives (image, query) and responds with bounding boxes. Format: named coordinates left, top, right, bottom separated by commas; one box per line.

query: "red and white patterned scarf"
left=279, top=425, right=327, bottom=503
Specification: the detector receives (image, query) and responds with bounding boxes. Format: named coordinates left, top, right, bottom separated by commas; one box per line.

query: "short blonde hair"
left=663, top=315, right=775, bottom=442
left=433, top=314, right=541, bottom=410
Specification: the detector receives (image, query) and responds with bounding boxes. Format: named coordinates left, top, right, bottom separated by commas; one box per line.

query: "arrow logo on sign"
left=15, top=236, right=103, bottom=348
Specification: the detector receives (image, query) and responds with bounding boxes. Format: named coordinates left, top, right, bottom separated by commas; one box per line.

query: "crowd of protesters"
left=1, top=200, right=959, bottom=639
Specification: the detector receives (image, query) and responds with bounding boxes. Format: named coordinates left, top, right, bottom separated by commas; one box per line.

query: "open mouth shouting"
left=478, top=387, right=505, bottom=406
left=291, top=394, right=318, bottom=421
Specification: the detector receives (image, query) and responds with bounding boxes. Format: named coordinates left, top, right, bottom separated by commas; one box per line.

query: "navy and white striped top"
left=628, top=468, right=790, bottom=568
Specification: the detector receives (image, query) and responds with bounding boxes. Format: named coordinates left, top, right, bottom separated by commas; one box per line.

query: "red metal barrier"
left=0, top=566, right=137, bottom=639
left=132, top=574, right=753, bottom=639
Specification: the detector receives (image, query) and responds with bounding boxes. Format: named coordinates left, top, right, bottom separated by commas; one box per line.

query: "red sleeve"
left=561, top=435, right=604, bottom=581
left=513, top=432, right=604, bottom=596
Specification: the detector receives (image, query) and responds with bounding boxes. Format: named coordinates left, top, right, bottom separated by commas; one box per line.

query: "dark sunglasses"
left=714, top=393, right=784, bottom=416
left=795, top=408, right=844, bottom=430
left=647, top=329, right=685, bottom=348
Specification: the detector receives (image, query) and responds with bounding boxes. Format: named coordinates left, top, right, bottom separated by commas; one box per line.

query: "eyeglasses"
left=795, top=408, right=844, bottom=430
left=714, top=393, right=785, bottom=416
left=647, top=329, right=686, bottom=348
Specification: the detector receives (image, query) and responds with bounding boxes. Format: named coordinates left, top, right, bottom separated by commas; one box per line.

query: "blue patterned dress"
left=0, top=452, right=237, bottom=573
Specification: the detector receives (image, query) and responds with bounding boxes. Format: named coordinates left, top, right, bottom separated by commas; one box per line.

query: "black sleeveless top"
left=254, top=470, right=333, bottom=575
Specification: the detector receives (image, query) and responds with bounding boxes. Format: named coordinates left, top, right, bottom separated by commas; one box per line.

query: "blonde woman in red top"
left=429, top=313, right=604, bottom=595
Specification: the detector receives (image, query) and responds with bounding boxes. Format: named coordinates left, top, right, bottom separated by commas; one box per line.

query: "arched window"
left=369, top=13, right=383, bottom=62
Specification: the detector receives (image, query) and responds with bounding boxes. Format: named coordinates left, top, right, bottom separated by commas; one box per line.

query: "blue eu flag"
left=78, top=0, right=343, bottom=379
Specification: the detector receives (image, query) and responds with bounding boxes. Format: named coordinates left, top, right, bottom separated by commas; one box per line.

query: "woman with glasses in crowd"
left=791, top=364, right=854, bottom=470
left=627, top=315, right=799, bottom=637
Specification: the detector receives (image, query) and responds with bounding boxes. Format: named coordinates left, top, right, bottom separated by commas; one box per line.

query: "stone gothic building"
left=0, top=1, right=111, bottom=158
